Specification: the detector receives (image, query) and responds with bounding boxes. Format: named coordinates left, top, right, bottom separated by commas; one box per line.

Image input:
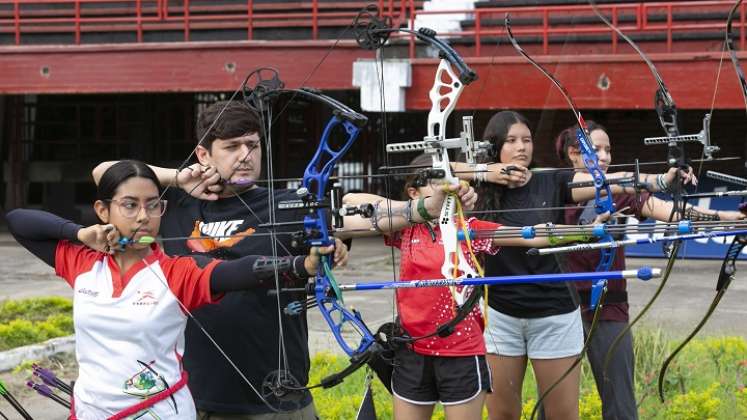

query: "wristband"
left=370, top=202, right=382, bottom=232
left=684, top=206, right=720, bottom=222
left=475, top=164, right=488, bottom=183
left=657, top=173, right=670, bottom=192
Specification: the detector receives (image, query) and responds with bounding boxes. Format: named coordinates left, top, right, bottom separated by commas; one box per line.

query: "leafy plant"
left=664, top=383, right=721, bottom=420
left=0, top=297, right=74, bottom=351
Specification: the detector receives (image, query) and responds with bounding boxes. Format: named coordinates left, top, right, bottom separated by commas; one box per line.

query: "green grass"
left=310, top=330, right=747, bottom=419
left=1, top=297, right=745, bottom=419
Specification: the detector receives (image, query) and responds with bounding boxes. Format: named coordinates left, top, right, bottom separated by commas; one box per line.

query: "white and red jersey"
left=55, top=241, right=220, bottom=419
left=385, top=218, right=500, bottom=357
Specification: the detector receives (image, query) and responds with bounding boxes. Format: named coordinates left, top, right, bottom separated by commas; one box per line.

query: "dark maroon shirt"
left=564, top=192, right=650, bottom=322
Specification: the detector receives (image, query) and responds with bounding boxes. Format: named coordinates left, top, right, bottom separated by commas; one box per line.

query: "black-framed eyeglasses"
left=105, top=199, right=167, bottom=219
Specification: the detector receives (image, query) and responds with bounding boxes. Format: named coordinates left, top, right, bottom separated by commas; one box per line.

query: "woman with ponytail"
left=555, top=121, right=742, bottom=420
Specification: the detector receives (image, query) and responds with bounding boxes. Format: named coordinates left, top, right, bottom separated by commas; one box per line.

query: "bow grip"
left=303, top=213, right=332, bottom=247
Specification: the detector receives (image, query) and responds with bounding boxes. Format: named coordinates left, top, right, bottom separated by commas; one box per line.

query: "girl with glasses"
left=5, top=160, right=347, bottom=420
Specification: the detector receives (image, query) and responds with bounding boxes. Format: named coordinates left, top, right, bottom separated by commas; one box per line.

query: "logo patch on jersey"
left=77, top=288, right=99, bottom=298
left=123, top=360, right=178, bottom=416
left=133, top=289, right=159, bottom=306
left=187, top=220, right=255, bottom=253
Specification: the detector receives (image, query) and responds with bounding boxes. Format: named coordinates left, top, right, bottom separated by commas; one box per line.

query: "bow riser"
left=302, top=117, right=362, bottom=247
left=426, top=59, right=469, bottom=189
left=297, top=114, right=379, bottom=358
left=425, top=59, right=486, bottom=303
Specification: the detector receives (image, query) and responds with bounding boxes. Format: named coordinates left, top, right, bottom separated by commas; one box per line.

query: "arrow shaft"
left=337, top=268, right=660, bottom=291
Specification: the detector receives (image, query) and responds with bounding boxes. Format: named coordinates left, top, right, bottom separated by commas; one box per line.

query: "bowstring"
left=178, top=15, right=362, bottom=403
left=104, top=82, right=291, bottom=412
left=256, top=101, right=294, bottom=397
left=135, top=255, right=279, bottom=412
left=372, top=27, right=402, bottom=373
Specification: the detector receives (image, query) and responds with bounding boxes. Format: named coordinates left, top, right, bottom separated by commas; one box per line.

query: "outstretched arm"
left=339, top=194, right=440, bottom=238
left=339, top=183, right=477, bottom=238
left=208, top=238, right=349, bottom=293
left=639, top=195, right=744, bottom=221
left=93, top=161, right=181, bottom=186
left=570, top=166, right=697, bottom=203
left=6, top=209, right=85, bottom=267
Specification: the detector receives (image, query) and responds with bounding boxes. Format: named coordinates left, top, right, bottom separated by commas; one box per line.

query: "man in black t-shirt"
left=93, top=101, right=324, bottom=419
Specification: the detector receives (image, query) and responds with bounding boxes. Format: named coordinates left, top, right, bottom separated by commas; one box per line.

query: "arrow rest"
left=330, top=183, right=345, bottom=229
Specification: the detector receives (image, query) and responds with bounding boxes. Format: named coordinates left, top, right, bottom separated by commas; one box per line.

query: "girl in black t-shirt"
left=452, top=110, right=695, bottom=420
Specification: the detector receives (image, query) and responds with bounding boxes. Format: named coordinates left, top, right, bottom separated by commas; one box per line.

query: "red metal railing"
left=0, top=0, right=744, bottom=57
left=406, top=0, right=746, bottom=57
left=0, top=0, right=412, bottom=45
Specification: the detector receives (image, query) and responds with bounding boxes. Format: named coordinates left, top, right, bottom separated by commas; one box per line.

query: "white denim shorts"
left=483, top=306, right=583, bottom=359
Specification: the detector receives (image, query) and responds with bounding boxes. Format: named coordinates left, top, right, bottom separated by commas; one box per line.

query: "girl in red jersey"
left=5, top=160, right=346, bottom=420
left=342, top=154, right=606, bottom=420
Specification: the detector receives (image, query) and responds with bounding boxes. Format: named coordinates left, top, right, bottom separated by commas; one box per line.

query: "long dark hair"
left=97, top=160, right=162, bottom=201
left=554, top=120, right=607, bottom=167
left=473, top=111, right=532, bottom=221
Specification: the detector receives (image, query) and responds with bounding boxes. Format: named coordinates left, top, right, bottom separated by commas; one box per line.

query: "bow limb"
left=657, top=236, right=746, bottom=401
left=505, top=14, right=616, bottom=276
left=727, top=0, right=747, bottom=112
left=587, top=1, right=693, bottom=381
left=658, top=227, right=747, bottom=402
